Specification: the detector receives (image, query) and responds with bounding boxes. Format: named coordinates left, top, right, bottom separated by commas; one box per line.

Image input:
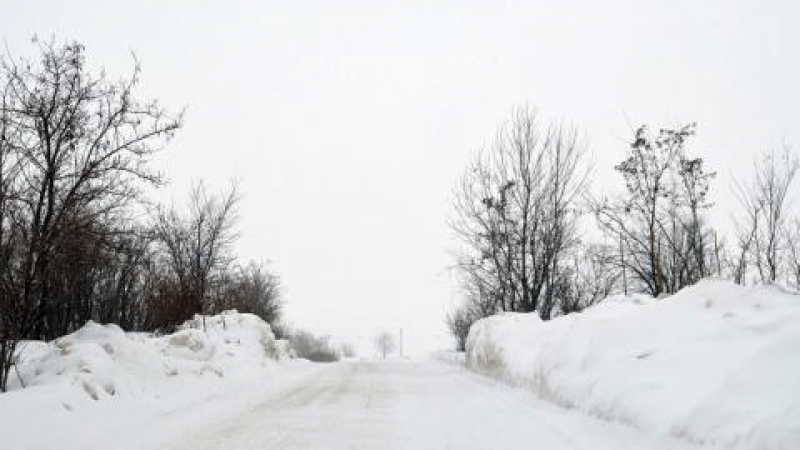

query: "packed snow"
left=465, top=279, right=800, bottom=450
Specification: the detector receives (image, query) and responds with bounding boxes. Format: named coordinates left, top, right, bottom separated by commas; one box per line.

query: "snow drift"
left=0, top=311, right=313, bottom=449
left=5, top=311, right=291, bottom=397
left=466, top=280, right=800, bottom=450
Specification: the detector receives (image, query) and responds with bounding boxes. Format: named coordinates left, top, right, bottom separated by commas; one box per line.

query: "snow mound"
left=466, top=280, right=800, bottom=450
left=6, top=311, right=291, bottom=403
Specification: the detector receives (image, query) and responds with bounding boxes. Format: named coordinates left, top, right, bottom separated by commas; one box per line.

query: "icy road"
left=160, top=360, right=706, bottom=450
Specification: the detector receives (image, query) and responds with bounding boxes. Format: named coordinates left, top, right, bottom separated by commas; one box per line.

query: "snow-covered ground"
left=466, top=280, right=800, bottom=450
left=0, top=308, right=708, bottom=450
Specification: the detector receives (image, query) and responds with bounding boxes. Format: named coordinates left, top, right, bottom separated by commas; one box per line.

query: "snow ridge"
left=466, top=280, right=800, bottom=450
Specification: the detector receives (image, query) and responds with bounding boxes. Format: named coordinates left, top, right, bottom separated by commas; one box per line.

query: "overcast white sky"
left=2, top=0, right=799, bottom=354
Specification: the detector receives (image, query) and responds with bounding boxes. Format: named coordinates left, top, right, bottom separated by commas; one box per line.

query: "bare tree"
left=374, top=331, right=396, bottom=359
left=0, top=40, right=181, bottom=389
left=450, top=107, right=589, bottom=320
left=445, top=305, right=477, bottom=352
left=731, top=180, right=762, bottom=285
left=152, top=181, right=240, bottom=329
left=595, top=123, right=715, bottom=297
left=0, top=60, right=25, bottom=391
left=732, top=148, right=799, bottom=284
left=7, top=41, right=181, bottom=338
left=784, top=220, right=800, bottom=289
left=677, top=155, right=716, bottom=280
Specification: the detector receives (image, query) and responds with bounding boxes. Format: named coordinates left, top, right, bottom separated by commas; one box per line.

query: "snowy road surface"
left=158, top=360, right=705, bottom=450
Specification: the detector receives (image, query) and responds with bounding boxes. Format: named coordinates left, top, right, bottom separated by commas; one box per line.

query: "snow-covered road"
left=6, top=285, right=794, bottom=450
left=160, top=360, right=706, bottom=450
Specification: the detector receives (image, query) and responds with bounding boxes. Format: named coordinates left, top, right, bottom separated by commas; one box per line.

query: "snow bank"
left=466, top=280, right=800, bottom=450
left=0, top=311, right=310, bottom=449
left=3, top=311, right=291, bottom=402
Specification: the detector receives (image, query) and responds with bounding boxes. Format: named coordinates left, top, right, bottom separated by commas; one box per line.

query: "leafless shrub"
left=214, top=261, right=282, bottom=326
left=557, top=243, right=620, bottom=315
left=288, top=329, right=339, bottom=362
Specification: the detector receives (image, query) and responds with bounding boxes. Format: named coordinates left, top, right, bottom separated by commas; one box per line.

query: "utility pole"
left=399, top=328, right=403, bottom=358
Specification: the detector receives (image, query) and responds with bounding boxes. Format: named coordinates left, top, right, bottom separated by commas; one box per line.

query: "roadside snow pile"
left=4, top=311, right=291, bottom=402
left=0, top=312, right=309, bottom=450
left=466, top=280, right=800, bottom=450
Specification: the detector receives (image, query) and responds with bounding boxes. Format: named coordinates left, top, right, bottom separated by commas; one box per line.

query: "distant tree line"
left=447, top=106, right=800, bottom=350
left=0, top=41, right=282, bottom=390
